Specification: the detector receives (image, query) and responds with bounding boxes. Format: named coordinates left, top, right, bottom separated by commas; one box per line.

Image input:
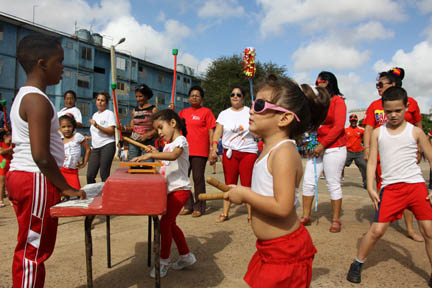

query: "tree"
left=202, top=54, right=287, bottom=117
left=422, top=114, right=432, bottom=134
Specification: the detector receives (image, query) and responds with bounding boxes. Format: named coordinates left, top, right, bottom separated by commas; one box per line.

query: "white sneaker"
left=149, top=263, right=169, bottom=278
left=171, top=253, right=196, bottom=270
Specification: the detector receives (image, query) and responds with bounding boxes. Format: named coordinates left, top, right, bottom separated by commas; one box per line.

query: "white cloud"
left=1, top=0, right=209, bottom=71
left=374, top=41, right=432, bottom=113
left=257, top=0, right=404, bottom=37
left=292, top=40, right=370, bottom=71
left=418, top=0, right=432, bottom=13
left=179, top=53, right=213, bottom=76
left=198, top=0, right=245, bottom=18
left=350, top=21, right=394, bottom=42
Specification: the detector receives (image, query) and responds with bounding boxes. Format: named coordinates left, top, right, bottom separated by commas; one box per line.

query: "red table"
left=51, top=167, right=167, bottom=288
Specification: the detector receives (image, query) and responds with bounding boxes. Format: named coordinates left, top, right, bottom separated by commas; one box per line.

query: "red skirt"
left=244, top=225, right=317, bottom=288
left=60, top=167, right=81, bottom=190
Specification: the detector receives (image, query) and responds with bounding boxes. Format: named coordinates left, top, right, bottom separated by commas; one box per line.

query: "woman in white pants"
left=302, top=71, right=347, bottom=233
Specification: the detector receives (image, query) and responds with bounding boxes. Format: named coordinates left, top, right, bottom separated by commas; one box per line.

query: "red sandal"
left=329, top=219, right=341, bottom=233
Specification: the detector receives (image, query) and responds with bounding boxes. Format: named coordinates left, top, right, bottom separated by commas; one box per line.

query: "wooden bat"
left=123, top=136, right=151, bottom=150
left=198, top=177, right=230, bottom=201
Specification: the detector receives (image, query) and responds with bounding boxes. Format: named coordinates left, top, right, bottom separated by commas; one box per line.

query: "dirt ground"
left=1, top=159, right=432, bottom=288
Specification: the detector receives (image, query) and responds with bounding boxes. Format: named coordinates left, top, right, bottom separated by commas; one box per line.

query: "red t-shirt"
left=317, top=95, right=346, bottom=149
left=179, top=106, right=216, bottom=157
left=363, top=97, right=422, bottom=128
left=345, top=126, right=364, bottom=152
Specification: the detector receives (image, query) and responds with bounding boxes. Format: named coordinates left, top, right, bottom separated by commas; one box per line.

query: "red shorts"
left=244, top=225, right=317, bottom=288
left=60, top=167, right=81, bottom=190
left=374, top=182, right=432, bottom=223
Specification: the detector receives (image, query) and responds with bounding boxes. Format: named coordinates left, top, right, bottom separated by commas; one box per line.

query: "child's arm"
left=367, top=128, right=380, bottom=209
left=21, top=93, right=85, bottom=199
left=414, top=127, right=432, bottom=199
left=226, top=143, right=297, bottom=218
left=131, top=147, right=183, bottom=162
left=0, top=145, right=12, bottom=155
left=76, top=139, right=91, bottom=169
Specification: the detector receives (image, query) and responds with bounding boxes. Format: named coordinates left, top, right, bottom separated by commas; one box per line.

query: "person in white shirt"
left=57, top=90, right=83, bottom=128
left=132, top=109, right=196, bottom=278
left=86, top=91, right=116, bottom=183
left=209, top=87, right=258, bottom=223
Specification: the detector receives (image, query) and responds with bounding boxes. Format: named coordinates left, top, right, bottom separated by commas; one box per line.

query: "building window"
left=117, top=82, right=126, bottom=91
left=116, top=57, right=126, bottom=70
left=177, top=75, right=180, bottom=80
left=158, top=72, right=165, bottom=84
left=157, top=93, right=165, bottom=105
left=77, top=73, right=90, bottom=88
left=94, top=66, right=105, bottom=74
left=119, top=107, right=128, bottom=120
left=64, top=70, right=71, bottom=78
left=76, top=102, right=90, bottom=117
left=0, top=25, right=3, bottom=40
left=138, top=66, right=147, bottom=78
left=132, top=61, right=136, bottom=68
left=66, top=41, right=73, bottom=49
left=81, top=47, right=92, bottom=61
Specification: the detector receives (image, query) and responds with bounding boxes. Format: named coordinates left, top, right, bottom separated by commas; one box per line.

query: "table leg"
left=106, top=215, right=111, bottom=268
left=85, top=215, right=96, bottom=288
left=152, top=216, right=160, bottom=288
left=148, top=216, right=152, bottom=267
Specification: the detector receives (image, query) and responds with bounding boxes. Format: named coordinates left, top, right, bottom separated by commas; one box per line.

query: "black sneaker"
left=428, top=275, right=432, bottom=288
left=347, top=261, right=362, bottom=284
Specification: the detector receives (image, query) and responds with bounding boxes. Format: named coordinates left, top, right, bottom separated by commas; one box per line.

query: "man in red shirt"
left=344, top=114, right=366, bottom=188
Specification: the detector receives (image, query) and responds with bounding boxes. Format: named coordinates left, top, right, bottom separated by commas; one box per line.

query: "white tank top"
left=379, top=122, right=424, bottom=188
left=251, top=139, right=300, bottom=207
left=10, top=86, right=65, bottom=172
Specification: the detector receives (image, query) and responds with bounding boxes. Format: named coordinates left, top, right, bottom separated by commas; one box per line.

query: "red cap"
left=349, top=114, right=358, bottom=121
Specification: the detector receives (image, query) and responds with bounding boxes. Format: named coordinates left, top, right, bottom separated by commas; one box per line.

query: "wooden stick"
left=119, top=162, right=163, bottom=167
left=198, top=177, right=230, bottom=201
left=123, top=136, right=151, bottom=150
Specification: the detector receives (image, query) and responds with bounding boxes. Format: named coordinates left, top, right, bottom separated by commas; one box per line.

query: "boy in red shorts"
left=347, top=86, right=432, bottom=287
left=7, top=34, right=85, bottom=288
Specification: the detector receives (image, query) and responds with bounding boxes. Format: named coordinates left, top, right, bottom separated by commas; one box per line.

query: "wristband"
left=211, top=141, right=218, bottom=146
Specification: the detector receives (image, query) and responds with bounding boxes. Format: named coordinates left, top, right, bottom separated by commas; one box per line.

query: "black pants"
left=86, top=142, right=116, bottom=183
left=184, top=156, right=207, bottom=214
left=345, top=150, right=366, bottom=188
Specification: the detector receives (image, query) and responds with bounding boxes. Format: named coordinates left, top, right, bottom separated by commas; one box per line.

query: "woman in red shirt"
left=302, top=71, right=347, bottom=233
left=363, top=67, right=423, bottom=242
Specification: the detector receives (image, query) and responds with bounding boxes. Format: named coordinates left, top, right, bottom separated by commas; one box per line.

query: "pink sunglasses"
left=252, top=99, right=300, bottom=122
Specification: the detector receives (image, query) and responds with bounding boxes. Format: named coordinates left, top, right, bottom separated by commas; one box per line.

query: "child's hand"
left=368, top=189, right=380, bottom=210
left=144, top=145, right=157, bottom=153
left=224, top=185, right=248, bottom=205
left=61, top=188, right=86, bottom=200
left=131, top=154, right=152, bottom=162
left=76, top=162, right=86, bottom=169
left=426, top=190, right=432, bottom=202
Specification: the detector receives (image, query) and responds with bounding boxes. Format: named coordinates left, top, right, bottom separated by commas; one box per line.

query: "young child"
left=131, top=109, right=196, bottom=278
left=59, top=115, right=91, bottom=189
left=347, top=87, right=432, bottom=286
left=225, top=75, right=330, bottom=287
left=7, top=34, right=85, bottom=288
left=0, top=130, right=13, bottom=207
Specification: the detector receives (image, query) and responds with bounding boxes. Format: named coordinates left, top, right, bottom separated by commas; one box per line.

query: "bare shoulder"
left=412, top=125, right=426, bottom=139
left=270, top=141, right=300, bottom=168
left=20, top=93, right=53, bottom=121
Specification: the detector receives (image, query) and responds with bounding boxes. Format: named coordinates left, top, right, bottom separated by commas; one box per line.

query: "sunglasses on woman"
left=230, top=92, right=243, bottom=98
left=376, top=82, right=390, bottom=89
left=252, top=99, right=300, bottom=122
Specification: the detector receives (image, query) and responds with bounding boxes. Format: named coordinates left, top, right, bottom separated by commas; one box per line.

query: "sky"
left=2, top=0, right=432, bottom=114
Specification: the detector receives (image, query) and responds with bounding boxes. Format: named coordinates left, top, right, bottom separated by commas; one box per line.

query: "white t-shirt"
left=216, top=106, right=257, bottom=157
left=10, top=86, right=64, bottom=172
left=160, top=136, right=191, bottom=193
left=379, top=123, right=424, bottom=188
left=58, top=106, right=82, bottom=124
left=89, top=109, right=116, bottom=149
left=62, top=132, right=85, bottom=169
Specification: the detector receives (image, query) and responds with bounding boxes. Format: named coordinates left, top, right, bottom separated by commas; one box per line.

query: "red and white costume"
left=7, top=86, right=64, bottom=288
